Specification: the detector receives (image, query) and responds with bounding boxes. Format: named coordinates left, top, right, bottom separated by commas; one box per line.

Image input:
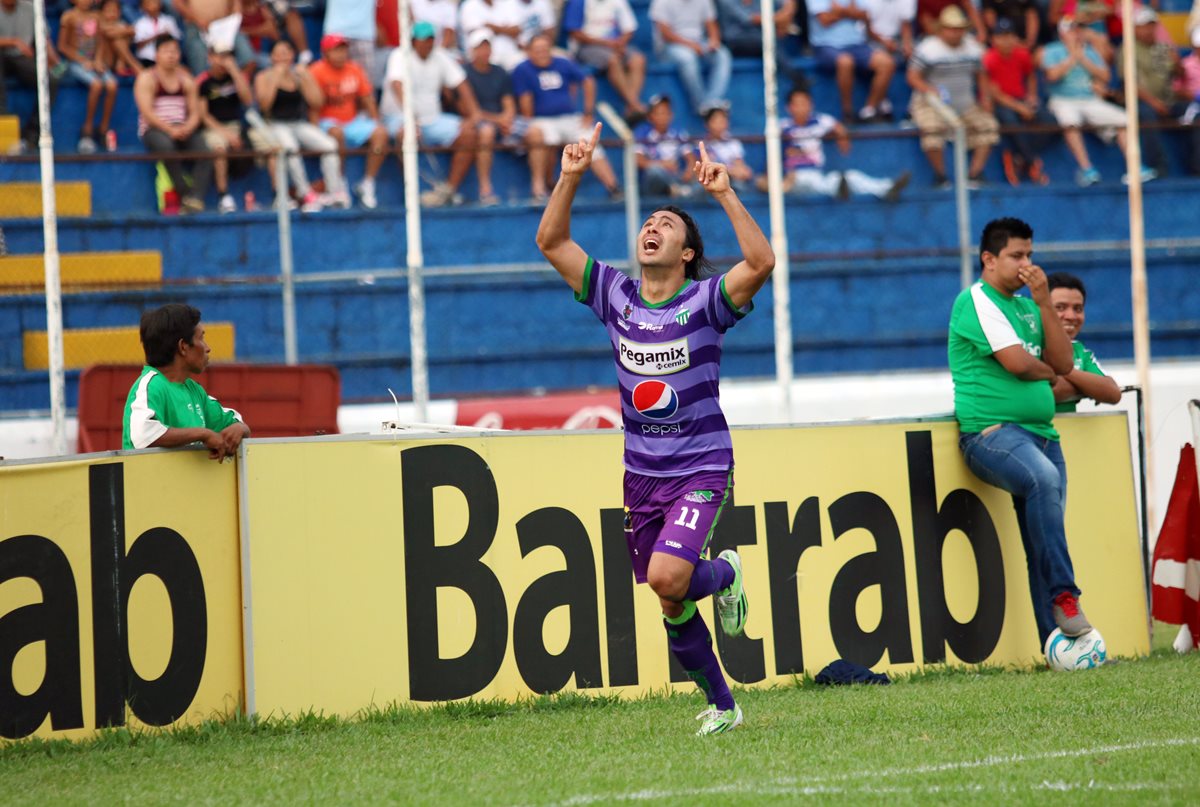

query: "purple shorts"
left=622, top=468, right=733, bottom=583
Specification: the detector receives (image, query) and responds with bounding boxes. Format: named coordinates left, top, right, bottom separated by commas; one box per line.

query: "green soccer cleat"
left=696, top=704, right=744, bottom=736
left=716, top=549, right=748, bottom=636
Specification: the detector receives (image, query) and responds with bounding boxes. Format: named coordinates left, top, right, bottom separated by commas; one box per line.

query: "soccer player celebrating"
left=536, top=124, right=774, bottom=735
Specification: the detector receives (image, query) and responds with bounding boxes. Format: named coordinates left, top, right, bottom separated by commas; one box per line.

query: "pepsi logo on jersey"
left=632, top=380, right=679, bottom=420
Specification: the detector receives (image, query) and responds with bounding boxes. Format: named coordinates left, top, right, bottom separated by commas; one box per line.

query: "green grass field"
left=5, top=639, right=1199, bottom=805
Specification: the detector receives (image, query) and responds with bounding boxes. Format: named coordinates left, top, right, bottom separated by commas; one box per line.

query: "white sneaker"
left=300, top=190, right=323, bottom=213
left=218, top=194, right=237, bottom=214
left=273, top=195, right=298, bottom=211
left=355, top=180, right=378, bottom=210
left=323, top=189, right=351, bottom=209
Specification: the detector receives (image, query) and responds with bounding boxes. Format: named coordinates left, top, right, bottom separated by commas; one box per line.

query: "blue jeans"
left=994, top=103, right=1057, bottom=165
left=661, top=43, right=732, bottom=113
left=959, top=423, right=1080, bottom=644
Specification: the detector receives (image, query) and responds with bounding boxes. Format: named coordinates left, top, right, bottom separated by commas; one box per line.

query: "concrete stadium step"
left=0, top=251, right=162, bottom=293
left=0, top=180, right=92, bottom=218
left=22, top=321, right=235, bottom=371
left=0, top=115, right=18, bottom=152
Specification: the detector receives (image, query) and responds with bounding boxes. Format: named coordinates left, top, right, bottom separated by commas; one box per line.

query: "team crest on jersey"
left=683, top=490, right=714, bottom=503
left=1018, top=312, right=1038, bottom=330
left=675, top=308, right=690, bottom=326
left=622, top=303, right=633, bottom=319
left=632, top=380, right=679, bottom=420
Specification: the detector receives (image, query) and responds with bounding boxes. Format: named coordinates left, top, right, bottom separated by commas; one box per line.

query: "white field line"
left=551, top=736, right=1200, bottom=806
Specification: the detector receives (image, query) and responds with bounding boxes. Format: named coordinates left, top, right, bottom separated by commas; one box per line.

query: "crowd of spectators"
left=1, top=0, right=1199, bottom=212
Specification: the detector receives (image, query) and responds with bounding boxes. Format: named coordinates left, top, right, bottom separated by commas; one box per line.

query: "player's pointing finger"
left=588, top=122, right=602, bottom=150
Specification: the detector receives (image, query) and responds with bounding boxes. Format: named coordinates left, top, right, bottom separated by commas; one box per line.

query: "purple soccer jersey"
left=576, top=256, right=751, bottom=476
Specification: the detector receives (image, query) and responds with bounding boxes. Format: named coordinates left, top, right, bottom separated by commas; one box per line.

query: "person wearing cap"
left=806, top=0, right=898, bottom=122
left=172, top=0, right=255, bottom=73
left=982, top=0, right=1038, bottom=49
left=907, top=5, right=999, bottom=189
left=916, top=0, right=985, bottom=42
left=460, top=0, right=525, bottom=71
left=562, top=0, right=648, bottom=122
left=648, top=0, right=733, bottom=116
left=1117, top=5, right=1200, bottom=177
left=465, top=29, right=521, bottom=206
left=309, top=33, right=389, bottom=209
left=1038, top=17, right=1156, bottom=187
left=514, top=33, right=623, bottom=201
left=983, top=17, right=1055, bottom=185
left=380, top=21, right=481, bottom=207
left=633, top=94, right=695, bottom=197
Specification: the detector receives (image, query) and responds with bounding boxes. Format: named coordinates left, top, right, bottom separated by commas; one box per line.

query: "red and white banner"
left=1151, top=443, right=1200, bottom=651
left=456, top=390, right=621, bottom=431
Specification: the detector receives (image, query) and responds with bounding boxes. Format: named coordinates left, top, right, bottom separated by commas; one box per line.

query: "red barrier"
left=77, top=363, right=341, bottom=453
left=455, top=389, right=621, bottom=431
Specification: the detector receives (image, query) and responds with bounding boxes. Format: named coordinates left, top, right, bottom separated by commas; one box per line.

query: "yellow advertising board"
left=0, top=451, right=243, bottom=740
left=240, top=414, right=1147, bottom=718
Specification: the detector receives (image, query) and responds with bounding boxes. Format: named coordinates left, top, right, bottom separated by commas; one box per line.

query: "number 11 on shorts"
left=674, top=506, right=701, bottom=530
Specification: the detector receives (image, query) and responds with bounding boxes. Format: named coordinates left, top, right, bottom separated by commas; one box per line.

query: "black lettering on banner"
left=600, top=508, right=638, bottom=687
left=709, top=500, right=765, bottom=683
left=0, top=535, right=84, bottom=739
left=90, top=464, right=208, bottom=727
left=513, top=508, right=603, bottom=692
left=907, top=431, right=1005, bottom=663
left=827, top=492, right=915, bottom=667
left=402, top=445, right=507, bottom=701
left=764, top=498, right=823, bottom=675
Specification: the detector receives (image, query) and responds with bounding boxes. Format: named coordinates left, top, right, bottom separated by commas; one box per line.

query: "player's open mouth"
left=643, top=237, right=660, bottom=253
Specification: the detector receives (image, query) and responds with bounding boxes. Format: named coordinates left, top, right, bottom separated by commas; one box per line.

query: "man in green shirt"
left=1047, top=271, right=1122, bottom=414
left=948, top=217, right=1093, bottom=648
left=122, top=303, right=250, bottom=460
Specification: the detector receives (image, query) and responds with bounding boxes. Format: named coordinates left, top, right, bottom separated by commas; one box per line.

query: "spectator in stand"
left=517, top=0, right=557, bottom=47
left=59, top=0, right=119, bottom=154
left=865, top=0, right=915, bottom=62
left=1046, top=271, right=1121, bottom=414
left=256, top=39, right=346, bottom=211
left=255, top=0, right=311, bottom=64
left=199, top=48, right=269, bottom=213
left=983, top=18, right=1053, bottom=185
left=380, top=21, right=481, bottom=207
left=132, top=0, right=181, bottom=67
left=1047, top=0, right=1116, bottom=62
left=563, top=0, right=648, bottom=122
left=465, top=29, right=521, bottom=206
left=406, top=0, right=459, bottom=51
left=776, top=85, right=910, bottom=199
left=0, top=0, right=61, bottom=154
left=239, top=0, right=280, bottom=69
left=649, top=0, right=732, bottom=116
left=1177, top=30, right=1200, bottom=125
left=323, top=0, right=379, bottom=84
left=98, top=0, right=142, bottom=76
left=807, top=0, right=897, bottom=122
left=173, top=0, right=255, bottom=73
left=719, top=0, right=811, bottom=91
left=907, top=5, right=998, bottom=188
left=633, top=93, right=694, bottom=196
left=982, top=0, right=1038, bottom=50
left=514, top=33, right=623, bottom=200
left=1039, top=17, right=1156, bottom=186
left=1118, top=6, right=1200, bottom=176
left=916, top=0, right=985, bottom=41
left=460, top=0, right=525, bottom=70
left=135, top=35, right=211, bottom=213
left=309, top=33, right=388, bottom=209
left=702, top=105, right=754, bottom=191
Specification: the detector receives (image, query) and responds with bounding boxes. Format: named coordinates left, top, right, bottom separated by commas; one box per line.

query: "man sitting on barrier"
left=1047, top=271, right=1121, bottom=414
left=948, top=217, right=1094, bottom=648
left=122, top=303, right=250, bottom=461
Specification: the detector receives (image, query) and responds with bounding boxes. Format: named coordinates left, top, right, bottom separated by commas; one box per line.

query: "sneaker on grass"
left=696, top=704, right=743, bottom=736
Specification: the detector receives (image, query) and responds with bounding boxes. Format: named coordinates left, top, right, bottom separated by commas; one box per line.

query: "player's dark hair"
left=653, top=205, right=714, bottom=280
left=1047, top=271, right=1086, bottom=301
left=141, top=303, right=201, bottom=367
left=979, top=217, right=1034, bottom=270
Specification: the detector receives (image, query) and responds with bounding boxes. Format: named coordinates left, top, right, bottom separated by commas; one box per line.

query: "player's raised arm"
left=535, top=123, right=602, bottom=294
left=693, top=141, right=775, bottom=309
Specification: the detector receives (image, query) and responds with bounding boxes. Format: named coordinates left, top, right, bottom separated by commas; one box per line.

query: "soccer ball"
left=1044, top=628, right=1107, bottom=671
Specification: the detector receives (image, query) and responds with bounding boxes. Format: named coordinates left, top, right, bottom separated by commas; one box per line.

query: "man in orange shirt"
left=308, top=33, right=388, bottom=209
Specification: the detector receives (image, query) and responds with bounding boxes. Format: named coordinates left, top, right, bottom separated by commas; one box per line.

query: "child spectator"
left=983, top=18, right=1054, bottom=184
left=135, top=35, right=211, bottom=213
left=255, top=39, right=345, bottom=211
left=778, top=85, right=910, bottom=199
left=98, top=0, right=142, bottom=77
left=59, top=0, right=119, bottom=153
left=563, top=0, right=647, bottom=122
left=1039, top=17, right=1155, bottom=186
left=633, top=93, right=694, bottom=196
left=702, top=105, right=754, bottom=191
left=309, top=33, right=388, bottom=209
left=132, top=0, right=181, bottom=67
left=199, top=49, right=269, bottom=212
